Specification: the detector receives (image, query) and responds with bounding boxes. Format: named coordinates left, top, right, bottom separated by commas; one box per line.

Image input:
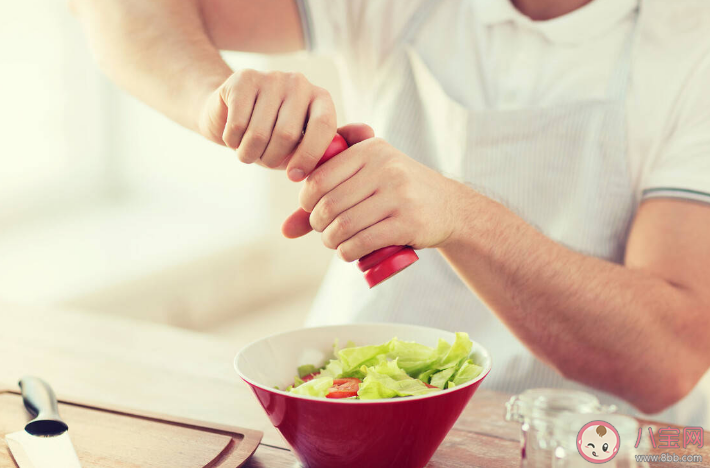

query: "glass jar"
left=552, top=413, right=649, bottom=468
left=505, top=388, right=617, bottom=468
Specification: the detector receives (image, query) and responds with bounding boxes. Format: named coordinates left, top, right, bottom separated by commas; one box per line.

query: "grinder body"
left=299, top=134, right=419, bottom=287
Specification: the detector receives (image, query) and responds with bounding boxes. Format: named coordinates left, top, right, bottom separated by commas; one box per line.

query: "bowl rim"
left=234, top=322, right=492, bottom=404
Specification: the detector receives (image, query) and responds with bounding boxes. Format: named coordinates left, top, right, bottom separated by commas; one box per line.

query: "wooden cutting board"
left=0, top=388, right=262, bottom=468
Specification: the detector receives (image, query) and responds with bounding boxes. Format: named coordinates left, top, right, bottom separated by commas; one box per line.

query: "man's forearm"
left=70, top=0, right=232, bottom=132
left=438, top=184, right=709, bottom=413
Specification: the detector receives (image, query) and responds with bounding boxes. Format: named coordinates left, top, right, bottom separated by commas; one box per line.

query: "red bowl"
left=235, top=323, right=492, bottom=468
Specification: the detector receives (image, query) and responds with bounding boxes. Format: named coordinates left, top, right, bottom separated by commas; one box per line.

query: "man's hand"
left=282, top=124, right=462, bottom=261
left=198, top=69, right=337, bottom=181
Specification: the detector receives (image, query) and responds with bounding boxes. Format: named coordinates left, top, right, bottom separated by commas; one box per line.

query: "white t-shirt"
left=294, top=0, right=710, bottom=424
left=297, top=0, right=710, bottom=204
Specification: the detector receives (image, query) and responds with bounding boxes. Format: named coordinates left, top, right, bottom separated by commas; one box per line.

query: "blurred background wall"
left=0, top=1, right=344, bottom=343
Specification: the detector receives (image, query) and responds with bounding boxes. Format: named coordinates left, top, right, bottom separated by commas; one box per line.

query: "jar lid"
left=557, top=413, right=639, bottom=438
left=505, top=388, right=614, bottom=424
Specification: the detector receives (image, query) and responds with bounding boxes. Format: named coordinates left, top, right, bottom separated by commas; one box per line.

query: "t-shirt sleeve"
left=641, top=53, right=710, bottom=204
left=295, top=0, right=427, bottom=60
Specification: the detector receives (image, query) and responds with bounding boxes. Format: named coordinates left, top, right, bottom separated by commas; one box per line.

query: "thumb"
left=198, top=89, right=229, bottom=145
left=337, top=123, right=375, bottom=146
left=281, top=208, right=314, bottom=239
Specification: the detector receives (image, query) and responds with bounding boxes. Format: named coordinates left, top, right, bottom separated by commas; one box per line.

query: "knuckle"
left=321, top=231, right=337, bottom=250
left=309, top=211, right=324, bottom=233
left=331, top=213, right=351, bottom=236
left=313, top=86, right=332, bottom=100
left=248, top=128, right=271, bottom=146
left=309, top=111, right=335, bottom=130
left=382, top=161, right=405, bottom=184
left=320, top=195, right=338, bottom=220
left=237, top=68, right=260, bottom=84
left=224, top=71, right=257, bottom=102
left=228, top=120, right=247, bottom=138
left=360, top=138, right=385, bottom=162
left=337, top=243, right=358, bottom=263
left=307, top=169, right=327, bottom=194
left=276, top=126, right=302, bottom=146
left=287, top=72, right=309, bottom=89
left=364, top=136, right=386, bottom=151
left=261, top=156, right=283, bottom=169
left=265, top=71, right=285, bottom=85
left=357, top=229, right=375, bottom=251
left=263, top=71, right=277, bottom=83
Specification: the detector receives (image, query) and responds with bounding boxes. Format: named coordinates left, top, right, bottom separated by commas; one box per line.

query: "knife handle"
left=19, top=376, right=68, bottom=436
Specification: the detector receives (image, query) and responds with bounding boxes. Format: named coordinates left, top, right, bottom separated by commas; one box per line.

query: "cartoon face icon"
left=577, top=420, right=620, bottom=463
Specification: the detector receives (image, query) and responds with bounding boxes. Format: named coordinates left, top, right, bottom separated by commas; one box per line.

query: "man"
left=70, top=0, right=710, bottom=424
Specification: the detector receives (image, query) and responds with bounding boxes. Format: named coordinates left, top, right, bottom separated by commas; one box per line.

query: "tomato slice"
left=301, top=372, right=320, bottom=382
left=424, top=383, right=438, bottom=389
left=326, top=378, right=361, bottom=399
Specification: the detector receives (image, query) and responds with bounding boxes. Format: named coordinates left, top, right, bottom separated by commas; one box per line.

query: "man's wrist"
left=191, top=70, right=232, bottom=137
left=439, top=180, right=499, bottom=254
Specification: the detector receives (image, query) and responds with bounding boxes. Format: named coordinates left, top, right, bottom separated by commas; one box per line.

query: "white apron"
left=306, top=0, right=707, bottom=425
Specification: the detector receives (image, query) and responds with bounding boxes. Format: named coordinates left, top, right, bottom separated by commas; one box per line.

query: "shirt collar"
left=474, top=0, right=639, bottom=45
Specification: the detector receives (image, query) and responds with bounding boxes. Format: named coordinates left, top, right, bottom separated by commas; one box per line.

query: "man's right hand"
left=198, top=69, right=337, bottom=182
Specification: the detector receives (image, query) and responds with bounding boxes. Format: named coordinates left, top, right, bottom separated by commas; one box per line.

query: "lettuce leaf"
left=289, top=376, right=334, bottom=397
left=429, top=366, right=457, bottom=389
left=435, top=332, right=473, bottom=370
left=357, top=360, right=440, bottom=400
left=318, top=359, right=344, bottom=379
left=337, top=340, right=393, bottom=375
left=451, top=359, right=483, bottom=386
left=417, top=368, right=437, bottom=384
left=297, top=364, right=318, bottom=378
left=388, top=339, right=438, bottom=376
left=285, top=332, right=481, bottom=399
left=435, top=339, right=451, bottom=361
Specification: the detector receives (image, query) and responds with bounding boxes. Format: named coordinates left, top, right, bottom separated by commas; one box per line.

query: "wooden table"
left=1, top=302, right=707, bottom=467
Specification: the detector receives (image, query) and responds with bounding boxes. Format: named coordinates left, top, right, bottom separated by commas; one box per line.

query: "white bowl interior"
left=236, top=323, right=491, bottom=393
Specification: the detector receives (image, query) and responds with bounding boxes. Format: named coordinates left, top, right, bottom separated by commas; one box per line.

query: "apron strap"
left=605, top=2, right=641, bottom=100
left=397, top=0, right=444, bottom=46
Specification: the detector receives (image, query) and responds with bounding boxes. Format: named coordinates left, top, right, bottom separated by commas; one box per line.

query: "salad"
left=283, top=332, right=482, bottom=400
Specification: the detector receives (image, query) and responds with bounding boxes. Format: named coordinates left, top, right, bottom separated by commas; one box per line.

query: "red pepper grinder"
left=297, top=134, right=419, bottom=288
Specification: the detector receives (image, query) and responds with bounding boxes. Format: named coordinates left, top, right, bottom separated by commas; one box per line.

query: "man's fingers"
left=287, top=89, right=336, bottom=182
left=281, top=208, right=313, bottom=239
left=260, top=92, right=310, bottom=169
left=336, top=217, right=400, bottom=263
left=309, top=171, right=377, bottom=233
left=299, top=150, right=364, bottom=213
left=337, top=123, right=375, bottom=146
left=221, top=77, right=258, bottom=150
left=320, top=193, right=393, bottom=251
left=236, top=85, right=284, bottom=164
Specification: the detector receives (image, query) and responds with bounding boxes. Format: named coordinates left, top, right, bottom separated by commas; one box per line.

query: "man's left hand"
left=281, top=124, right=464, bottom=262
